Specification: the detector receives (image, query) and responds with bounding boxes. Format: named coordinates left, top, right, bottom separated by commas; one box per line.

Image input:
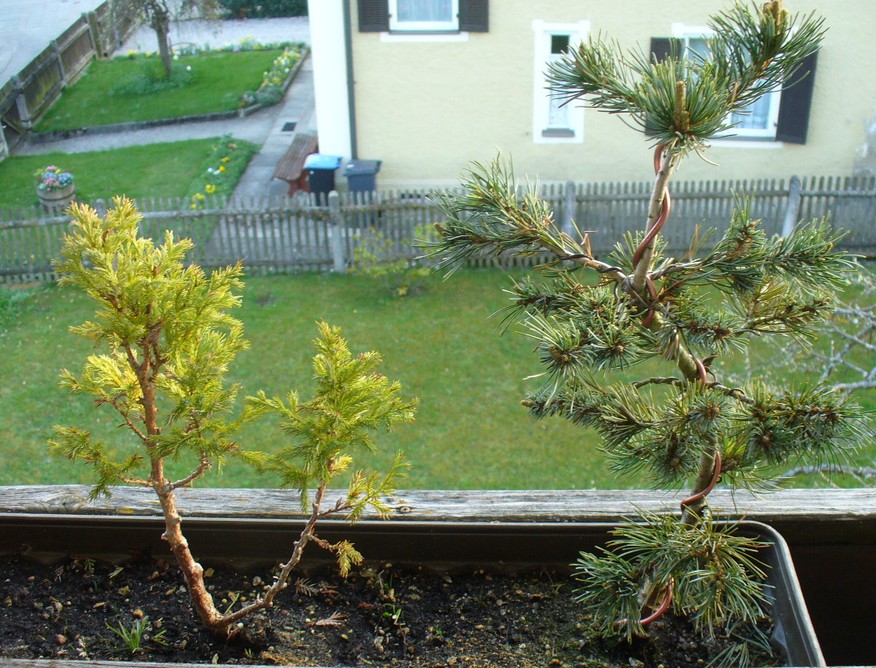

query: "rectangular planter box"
left=1, top=486, right=874, bottom=667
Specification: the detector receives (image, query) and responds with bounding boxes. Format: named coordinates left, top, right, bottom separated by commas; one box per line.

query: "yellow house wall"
left=350, top=0, right=876, bottom=189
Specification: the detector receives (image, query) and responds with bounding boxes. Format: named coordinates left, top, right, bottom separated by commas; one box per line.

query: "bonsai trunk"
left=136, top=340, right=229, bottom=636
left=154, top=478, right=230, bottom=635
left=632, top=144, right=719, bottom=528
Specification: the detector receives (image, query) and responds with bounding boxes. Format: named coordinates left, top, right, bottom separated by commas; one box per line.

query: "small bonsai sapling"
left=50, top=197, right=415, bottom=637
left=433, top=0, right=863, bottom=659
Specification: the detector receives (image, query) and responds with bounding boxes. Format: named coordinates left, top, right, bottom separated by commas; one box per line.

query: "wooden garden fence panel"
left=1, top=175, right=874, bottom=285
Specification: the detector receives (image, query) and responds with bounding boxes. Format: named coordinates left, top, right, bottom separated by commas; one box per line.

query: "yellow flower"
left=218, top=165, right=226, bottom=173
left=205, top=184, right=216, bottom=193
left=221, top=157, right=231, bottom=163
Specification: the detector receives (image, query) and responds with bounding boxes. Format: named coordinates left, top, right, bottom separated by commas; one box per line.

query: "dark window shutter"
left=460, top=0, right=488, bottom=32
left=358, top=0, right=389, bottom=32
left=649, top=37, right=679, bottom=63
left=776, top=50, right=818, bottom=144
left=646, top=38, right=680, bottom=137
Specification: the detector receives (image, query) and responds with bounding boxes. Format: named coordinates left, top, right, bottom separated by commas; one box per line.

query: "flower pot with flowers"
left=34, top=165, right=76, bottom=209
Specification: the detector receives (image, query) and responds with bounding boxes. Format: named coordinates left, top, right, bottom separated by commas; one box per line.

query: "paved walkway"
left=14, top=17, right=315, bottom=203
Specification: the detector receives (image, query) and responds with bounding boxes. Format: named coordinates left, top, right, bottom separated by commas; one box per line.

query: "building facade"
left=308, top=0, right=876, bottom=189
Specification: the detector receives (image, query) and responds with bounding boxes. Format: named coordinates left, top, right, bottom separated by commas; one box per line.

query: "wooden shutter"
left=649, top=37, right=679, bottom=63
left=358, top=0, right=389, bottom=32
left=646, top=38, right=680, bottom=137
left=776, top=51, right=818, bottom=144
left=460, top=0, right=488, bottom=32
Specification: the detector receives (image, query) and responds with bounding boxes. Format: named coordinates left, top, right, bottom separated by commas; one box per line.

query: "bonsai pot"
left=2, top=486, right=874, bottom=667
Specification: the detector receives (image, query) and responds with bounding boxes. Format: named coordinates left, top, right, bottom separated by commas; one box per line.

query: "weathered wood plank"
left=1, top=485, right=873, bottom=524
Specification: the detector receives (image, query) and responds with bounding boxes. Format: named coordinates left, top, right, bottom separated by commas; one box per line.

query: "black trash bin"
left=344, top=159, right=382, bottom=194
left=305, top=153, right=342, bottom=202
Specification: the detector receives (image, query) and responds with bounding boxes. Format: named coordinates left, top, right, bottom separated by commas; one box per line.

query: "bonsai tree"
left=432, top=0, right=863, bottom=661
left=50, top=197, right=415, bottom=637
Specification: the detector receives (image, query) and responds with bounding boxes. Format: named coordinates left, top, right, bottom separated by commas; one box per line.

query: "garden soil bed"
left=0, top=552, right=770, bottom=667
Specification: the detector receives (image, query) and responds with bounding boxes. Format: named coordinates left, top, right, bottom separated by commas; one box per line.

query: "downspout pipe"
left=343, top=0, right=358, bottom=159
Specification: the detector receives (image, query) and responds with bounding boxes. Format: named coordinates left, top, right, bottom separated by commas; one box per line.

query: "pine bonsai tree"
left=432, top=0, right=863, bottom=660
left=50, top=197, right=415, bottom=637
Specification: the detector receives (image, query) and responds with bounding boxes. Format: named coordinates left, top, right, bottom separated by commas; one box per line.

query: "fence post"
left=11, top=76, right=32, bottom=131
left=781, top=175, right=802, bottom=237
left=0, top=124, right=9, bottom=160
left=51, top=40, right=66, bottom=82
left=328, top=191, right=347, bottom=272
left=85, top=11, right=103, bottom=58
left=562, top=181, right=577, bottom=237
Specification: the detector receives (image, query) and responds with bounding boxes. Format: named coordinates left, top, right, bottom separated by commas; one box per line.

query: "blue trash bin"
left=305, top=153, right=342, bottom=200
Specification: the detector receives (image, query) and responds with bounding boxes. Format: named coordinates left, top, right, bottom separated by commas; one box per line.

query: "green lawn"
left=36, top=50, right=285, bottom=132
left=1, top=268, right=873, bottom=490
left=0, top=138, right=257, bottom=210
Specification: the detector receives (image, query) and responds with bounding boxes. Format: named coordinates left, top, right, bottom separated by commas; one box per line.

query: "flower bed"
left=240, top=46, right=303, bottom=108
left=187, top=134, right=258, bottom=207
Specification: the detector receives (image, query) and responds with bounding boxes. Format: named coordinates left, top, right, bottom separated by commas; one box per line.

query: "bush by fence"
left=1, top=174, right=874, bottom=284
left=219, top=0, right=308, bottom=19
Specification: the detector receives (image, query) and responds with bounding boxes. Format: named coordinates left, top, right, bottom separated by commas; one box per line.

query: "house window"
left=532, top=21, right=589, bottom=143
left=358, top=0, right=488, bottom=34
left=681, top=32, right=780, bottom=140
left=389, top=0, right=459, bottom=32
left=653, top=31, right=817, bottom=145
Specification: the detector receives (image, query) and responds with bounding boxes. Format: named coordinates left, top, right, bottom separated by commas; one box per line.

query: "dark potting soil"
left=0, top=553, right=776, bottom=667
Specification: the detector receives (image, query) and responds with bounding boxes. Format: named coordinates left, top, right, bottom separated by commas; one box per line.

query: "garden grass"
left=36, top=50, right=284, bottom=132
left=1, top=267, right=872, bottom=490
left=0, top=138, right=257, bottom=210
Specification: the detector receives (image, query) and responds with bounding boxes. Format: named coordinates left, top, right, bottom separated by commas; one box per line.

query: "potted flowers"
left=34, top=165, right=75, bottom=209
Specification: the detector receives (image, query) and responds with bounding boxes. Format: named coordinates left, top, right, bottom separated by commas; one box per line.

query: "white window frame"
left=673, top=24, right=781, bottom=141
left=532, top=20, right=590, bottom=144
left=389, top=0, right=460, bottom=33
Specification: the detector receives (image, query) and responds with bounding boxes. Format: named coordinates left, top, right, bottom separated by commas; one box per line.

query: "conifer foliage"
left=51, top=197, right=415, bottom=636
left=433, top=1, right=864, bottom=660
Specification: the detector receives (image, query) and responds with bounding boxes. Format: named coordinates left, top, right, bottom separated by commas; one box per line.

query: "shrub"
left=109, top=55, right=193, bottom=96
left=51, top=198, right=416, bottom=637
left=352, top=223, right=439, bottom=298
left=431, top=1, right=864, bottom=663
left=219, top=0, right=307, bottom=19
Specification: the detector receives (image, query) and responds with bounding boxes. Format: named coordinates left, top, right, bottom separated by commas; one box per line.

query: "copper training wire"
left=635, top=145, right=671, bottom=325
left=631, top=145, right=672, bottom=267
left=631, top=450, right=723, bottom=628
left=680, top=450, right=723, bottom=515
left=640, top=578, right=675, bottom=626
left=621, top=145, right=718, bottom=629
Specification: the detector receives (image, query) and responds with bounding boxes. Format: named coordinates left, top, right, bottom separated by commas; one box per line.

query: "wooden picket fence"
left=1, top=174, right=875, bottom=285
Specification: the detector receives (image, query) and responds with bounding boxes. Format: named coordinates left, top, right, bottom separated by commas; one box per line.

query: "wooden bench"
left=273, top=132, right=319, bottom=195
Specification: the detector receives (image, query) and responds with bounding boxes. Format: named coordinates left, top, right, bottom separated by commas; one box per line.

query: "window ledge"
left=709, top=137, right=785, bottom=149
left=380, top=31, right=470, bottom=43
left=542, top=128, right=576, bottom=138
